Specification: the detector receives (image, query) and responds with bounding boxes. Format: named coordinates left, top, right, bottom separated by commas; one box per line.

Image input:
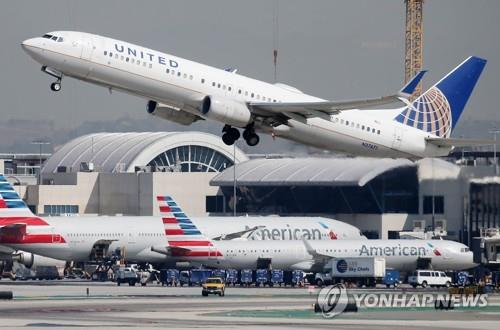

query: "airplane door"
left=208, top=245, right=218, bottom=260
left=81, top=38, right=94, bottom=61
left=392, top=126, right=404, bottom=149
left=52, top=228, right=61, bottom=243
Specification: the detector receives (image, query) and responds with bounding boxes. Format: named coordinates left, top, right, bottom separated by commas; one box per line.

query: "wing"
left=249, top=70, right=427, bottom=119
left=426, top=137, right=500, bottom=147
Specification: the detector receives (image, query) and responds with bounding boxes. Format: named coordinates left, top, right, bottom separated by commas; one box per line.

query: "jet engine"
left=146, top=101, right=202, bottom=126
left=11, top=251, right=34, bottom=268
left=200, top=95, right=252, bottom=127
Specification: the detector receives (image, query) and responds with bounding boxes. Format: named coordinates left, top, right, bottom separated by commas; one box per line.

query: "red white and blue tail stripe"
left=157, top=196, right=222, bottom=257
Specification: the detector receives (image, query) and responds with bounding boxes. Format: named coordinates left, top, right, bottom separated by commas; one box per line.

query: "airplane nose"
left=21, top=38, right=39, bottom=53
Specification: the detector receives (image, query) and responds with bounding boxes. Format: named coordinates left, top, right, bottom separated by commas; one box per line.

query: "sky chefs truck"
left=315, top=257, right=387, bottom=287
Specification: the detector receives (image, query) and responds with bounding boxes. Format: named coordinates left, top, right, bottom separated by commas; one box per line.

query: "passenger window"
left=177, top=72, right=181, bottom=76
left=183, top=73, right=187, bottom=78
left=166, top=69, right=170, bottom=73
left=172, top=70, right=176, bottom=75
left=104, top=51, right=107, bottom=56
left=189, top=75, right=193, bottom=80
left=245, top=91, right=248, bottom=96
left=149, top=63, right=152, bottom=68
left=228, top=86, right=231, bottom=91
left=109, top=52, right=113, bottom=57
left=238, top=89, right=241, bottom=94
left=346, top=121, right=349, bottom=125
left=217, top=83, right=221, bottom=88
left=201, top=78, right=205, bottom=83
left=212, top=82, right=215, bottom=87
left=222, top=85, right=226, bottom=90
left=362, top=125, right=365, bottom=130
left=377, top=130, right=381, bottom=134
left=372, top=128, right=376, bottom=133
left=126, top=57, right=129, bottom=62
left=251, top=93, right=254, bottom=98
left=366, top=127, right=370, bottom=131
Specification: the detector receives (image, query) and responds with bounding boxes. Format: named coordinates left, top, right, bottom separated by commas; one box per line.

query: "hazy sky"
left=0, top=0, right=498, bottom=138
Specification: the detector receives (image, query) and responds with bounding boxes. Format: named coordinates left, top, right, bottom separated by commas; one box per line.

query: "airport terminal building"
left=7, top=131, right=499, bottom=245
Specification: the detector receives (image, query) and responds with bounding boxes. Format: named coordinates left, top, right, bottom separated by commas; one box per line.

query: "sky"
left=0, top=0, right=498, bottom=152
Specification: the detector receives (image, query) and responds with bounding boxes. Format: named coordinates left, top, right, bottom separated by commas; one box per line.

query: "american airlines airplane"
left=0, top=175, right=364, bottom=264
left=159, top=198, right=475, bottom=272
left=21, top=31, right=491, bottom=158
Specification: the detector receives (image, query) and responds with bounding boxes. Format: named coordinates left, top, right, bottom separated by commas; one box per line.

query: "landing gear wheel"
left=245, top=133, right=259, bottom=146
left=50, top=82, right=61, bottom=92
left=221, top=126, right=240, bottom=146
left=222, top=133, right=235, bottom=146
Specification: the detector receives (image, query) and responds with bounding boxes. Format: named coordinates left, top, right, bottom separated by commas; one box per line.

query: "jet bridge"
left=472, top=228, right=500, bottom=270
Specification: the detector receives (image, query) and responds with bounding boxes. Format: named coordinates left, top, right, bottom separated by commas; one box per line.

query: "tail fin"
left=157, top=196, right=221, bottom=257
left=394, top=56, right=487, bottom=137
left=0, top=174, right=35, bottom=216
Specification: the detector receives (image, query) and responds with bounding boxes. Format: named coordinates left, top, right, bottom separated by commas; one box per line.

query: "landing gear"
left=243, top=124, right=259, bottom=146
left=221, top=124, right=260, bottom=146
left=50, top=82, right=61, bottom=92
left=41, top=66, right=63, bottom=92
left=222, top=125, right=240, bottom=146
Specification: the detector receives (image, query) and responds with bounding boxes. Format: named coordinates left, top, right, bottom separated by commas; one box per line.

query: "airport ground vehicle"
left=270, top=269, right=284, bottom=286
left=115, top=268, right=138, bottom=286
left=315, top=257, right=386, bottom=287
left=408, top=270, right=452, bottom=288
left=225, top=269, right=238, bottom=286
left=240, top=269, right=253, bottom=286
left=160, top=269, right=180, bottom=286
left=255, top=269, right=270, bottom=287
left=190, top=269, right=212, bottom=286
left=202, top=277, right=225, bottom=296
left=382, top=269, right=401, bottom=288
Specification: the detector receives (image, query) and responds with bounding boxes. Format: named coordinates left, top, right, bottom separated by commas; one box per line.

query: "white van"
left=408, top=270, right=452, bottom=288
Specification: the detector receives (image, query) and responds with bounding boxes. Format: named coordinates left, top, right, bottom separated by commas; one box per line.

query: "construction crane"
left=405, top=0, right=424, bottom=98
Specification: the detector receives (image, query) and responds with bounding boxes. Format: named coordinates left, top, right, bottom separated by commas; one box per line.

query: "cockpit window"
left=461, top=247, right=470, bottom=253
left=42, top=34, right=63, bottom=42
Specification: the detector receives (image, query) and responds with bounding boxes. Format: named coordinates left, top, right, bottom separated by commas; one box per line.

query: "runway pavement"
left=0, top=280, right=499, bottom=329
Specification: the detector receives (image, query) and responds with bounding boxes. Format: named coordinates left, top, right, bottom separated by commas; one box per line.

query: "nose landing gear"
left=42, top=66, right=63, bottom=92
left=50, top=81, right=61, bottom=92
left=221, top=124, right=260, bottom=147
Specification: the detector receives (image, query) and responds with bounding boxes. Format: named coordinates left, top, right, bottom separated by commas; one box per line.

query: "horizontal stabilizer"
left=426, top=137, right=500, bottom=147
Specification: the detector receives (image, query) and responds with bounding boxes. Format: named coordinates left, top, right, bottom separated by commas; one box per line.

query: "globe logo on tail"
left=395, top=87, right=452, bottom=138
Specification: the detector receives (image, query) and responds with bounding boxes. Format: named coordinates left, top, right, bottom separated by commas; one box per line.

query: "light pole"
left=31, top=141, right=50, bottom=185
left=488, top=130, right=500, bottom=175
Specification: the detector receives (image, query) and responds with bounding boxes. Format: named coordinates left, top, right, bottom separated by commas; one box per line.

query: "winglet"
left=398, top=70, right=427, bottom=97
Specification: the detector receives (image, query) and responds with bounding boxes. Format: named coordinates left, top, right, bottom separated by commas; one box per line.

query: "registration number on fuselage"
left=361, top=142, right=378, bottom=150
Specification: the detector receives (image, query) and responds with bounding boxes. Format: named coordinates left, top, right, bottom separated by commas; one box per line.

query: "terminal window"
left=206, top=196, right=225, bottom=213
left=44, top=205, right=79, bottom=215
left=423, top=196, right=444, bottom=214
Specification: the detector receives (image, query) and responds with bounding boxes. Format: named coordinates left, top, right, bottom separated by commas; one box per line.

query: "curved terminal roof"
left=42, top=132, right=248, bottom=174
left=211, top=157, right=415, bottom=187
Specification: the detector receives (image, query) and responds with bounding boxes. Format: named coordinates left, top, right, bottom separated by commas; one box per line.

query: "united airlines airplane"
left=22, top=31, right=490, bottom=158
left=0, top=176, right=363, bottom=264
